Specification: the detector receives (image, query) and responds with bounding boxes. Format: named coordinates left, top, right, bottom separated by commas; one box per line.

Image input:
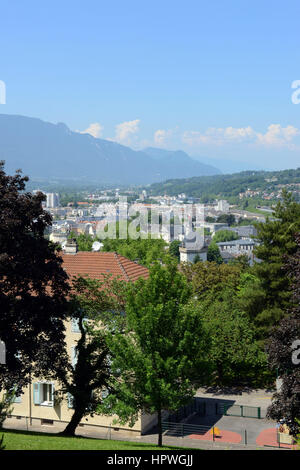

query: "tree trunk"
left=157, top=407, right=162, bottom=447
left=60, top=406, right=85, bottom=436
left=216, top=361, right=224, bottom=385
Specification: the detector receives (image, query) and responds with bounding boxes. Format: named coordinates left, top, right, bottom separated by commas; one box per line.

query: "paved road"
left=3, top=419, right=283, bottom=451
left=3, top=388, right=287, bottom=451
left=182, top=388, right=276, bottom=445
left=195, top=387, right=274, bottom=416
left=186, top=413, right=275, bottom=445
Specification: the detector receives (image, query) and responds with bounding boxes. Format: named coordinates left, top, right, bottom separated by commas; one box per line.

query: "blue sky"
left=1, top=0, right=300, bottom=170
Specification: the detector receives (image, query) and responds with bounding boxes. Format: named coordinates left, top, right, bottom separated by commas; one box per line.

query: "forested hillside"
left=147, top=168, right=300, bottom=203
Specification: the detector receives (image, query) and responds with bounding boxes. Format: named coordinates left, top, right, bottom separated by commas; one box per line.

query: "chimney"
left=64, top=238, right=78, bottom=255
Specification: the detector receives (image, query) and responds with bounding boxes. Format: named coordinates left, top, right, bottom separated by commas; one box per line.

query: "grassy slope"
left=0, top=429, right=198, bottom=451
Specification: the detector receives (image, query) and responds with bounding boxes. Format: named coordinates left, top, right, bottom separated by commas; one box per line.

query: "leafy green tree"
left=216, top=214, right=235, bottom=226
left=99, top=261, right=208, bottom=446
left=266, top=234, right=300, bottom=436
left=207, top=242, right=223, bottom=264
left=228, top=254, right=250, bottom=270
left=181, top=261, right=242, bottom=301
left=296, top=420, right=300, bottom=449
left=193, top=254, right=201, bottom=264
left=101, top=228, right=168, bottom=267
left=58, top=314, right=111, bottom=436
left=252, top=190, right=300, bottom=336
left=68, top=222, right=169, bottom=266
left=266, top=313, right=300, bottom=436
left=197, top=290, right=267, bottom=385
left=0, top=392, right=14, bottom=429
left=67, top=231, right=102, bottom=251
left=236, top=272, right=268, bottom=342
left=213, top=230, right=239, bottom=243
left=46, top=275, right=127, bottom=436
left=236, top=218, right=255, bottom=226
left=168, top=240, right=181, bottom=261
left=0, top=162, right=69, bottom=392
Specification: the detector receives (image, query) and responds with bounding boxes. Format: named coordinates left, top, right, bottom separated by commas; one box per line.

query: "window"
left=71, top=346, right=78, bottom=367
left=41, top=419, right=53, bottom=426
left=13, top=394, right=22, bottom=404
left=7, top=387, right=22, bottom=404
left=71, top=317, right=89, bottom=333
left=33, top=382, right=54, bottom=407
left=71, top=318, right=80, bottom=333
left=67, top=393, right=74, bottom=409
left=42, top=384, right=53, bottom=404
left=0, top=340, right=5, bottom=365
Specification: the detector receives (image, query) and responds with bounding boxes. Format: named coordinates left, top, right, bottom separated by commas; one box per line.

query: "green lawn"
left=0, top=429, right=198, bottom=451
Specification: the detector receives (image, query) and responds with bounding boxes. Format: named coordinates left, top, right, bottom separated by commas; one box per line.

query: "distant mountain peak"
left=0, top=114, right=221, bottom=184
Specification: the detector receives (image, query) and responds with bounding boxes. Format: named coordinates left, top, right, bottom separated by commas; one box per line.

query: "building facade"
left=2, top=250, right=158, bottom=437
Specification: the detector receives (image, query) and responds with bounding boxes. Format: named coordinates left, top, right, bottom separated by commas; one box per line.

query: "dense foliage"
left=212, top=229, right=239, bottom=242
left=99, top=261, right=209, bottom=446
left=147, top=168, right=300, bottom=203
left=69, top=222, right=174, bottom=267
left=251, top=190, right=300, bottom=338
left=0, top=162, right=69, bottom=392
left=44, top=275, right=127, bottom=437
left=196, top=290, right=267, bottom=385
left=207, top=242, right=223, bottom=264
left=266, top=234, right=300, bottom=436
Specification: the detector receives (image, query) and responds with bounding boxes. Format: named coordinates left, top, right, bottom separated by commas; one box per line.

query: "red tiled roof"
left=61, top=251, right=149, bottom=283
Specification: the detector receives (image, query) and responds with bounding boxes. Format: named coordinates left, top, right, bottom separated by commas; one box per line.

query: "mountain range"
left=0, top=115, right=220, bottom=185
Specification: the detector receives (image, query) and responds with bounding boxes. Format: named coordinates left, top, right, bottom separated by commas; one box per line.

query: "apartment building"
left=3, top=248, right=157, bottom=437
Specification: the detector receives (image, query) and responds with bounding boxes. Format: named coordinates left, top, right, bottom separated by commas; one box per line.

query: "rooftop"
left=217, top=238, right=256, bottom=246
left=61, top=251, right=149, bottom=283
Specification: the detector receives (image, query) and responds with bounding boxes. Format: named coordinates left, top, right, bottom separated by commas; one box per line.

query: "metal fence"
left=162, top=420, right=250, bottom=445
left=166, top=398, right=206, bottom=423
left=162, top=421, right=212, bottom=439
left=216, top=402, right=261, bottom=419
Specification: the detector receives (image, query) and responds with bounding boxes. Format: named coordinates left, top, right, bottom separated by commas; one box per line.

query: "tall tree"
left=0, top=162, right=69, bottom=392
left=58, top=314, right=111, bottom=437
left=266, top=234, right=300, bottom=436
left=168, top=240, right=181, bottom=261
left=196, top=289, right=267, bottom=386
left=47, top=275, right=127, bottom=436
left=252, top=190, right=300, bottom=336
left=99, top=261, right=208, bottom=446
left=213, top=229, right=239, bottom=243
left=216, top=214, right=235, bottom=226
left=180, top=261, right=242, bottom=301
left=100, top=223, right=168, bottom=267
left=207, top=242, right=223, bottom=264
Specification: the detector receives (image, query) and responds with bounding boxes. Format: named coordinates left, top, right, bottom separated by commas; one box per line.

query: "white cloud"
left=223, top=126, right=255, bottom=141
left=154, top=129, right=174, bottom=146
left=256, top=124, right=300, bottom=147
left=154, top=129, right=167, bottom=145
left=182, top=124, right=300, bottom=149
left=77, top=122, right=103, bottom=138
left=182, top=126, right=255, bottom=146
left=114, top=119, right=140, bottom=145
